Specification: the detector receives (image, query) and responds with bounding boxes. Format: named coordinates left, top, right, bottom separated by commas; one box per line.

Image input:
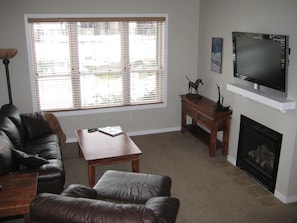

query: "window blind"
left=27, top=16, right=166, bottom=111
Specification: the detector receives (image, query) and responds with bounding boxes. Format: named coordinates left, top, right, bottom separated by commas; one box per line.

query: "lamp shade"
left=0, top=49, right=17, bottom=60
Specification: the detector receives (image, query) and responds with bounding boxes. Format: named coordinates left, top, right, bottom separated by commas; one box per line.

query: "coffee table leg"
left=132, top=159, right=140, bottom=173
left=88, top=165, right=95, bottom=187
left=77, top=143, right=83, bottom=158
left=24, top=213, right=30, bottom=223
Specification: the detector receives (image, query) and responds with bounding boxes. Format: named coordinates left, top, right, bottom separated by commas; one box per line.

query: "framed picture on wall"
left=211, top=37, right=223, bottom=73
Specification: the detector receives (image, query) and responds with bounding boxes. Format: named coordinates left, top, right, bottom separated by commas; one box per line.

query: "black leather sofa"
left=0, top=104, right=65, bottom=194
left=29, top=170, right=180, bottom=223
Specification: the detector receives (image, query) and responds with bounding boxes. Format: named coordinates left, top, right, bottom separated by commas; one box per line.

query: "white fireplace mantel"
left=227, top=83, right=296, bottom=113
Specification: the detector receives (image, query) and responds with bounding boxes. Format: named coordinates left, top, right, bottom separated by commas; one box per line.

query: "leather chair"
left=29, top=170, right=180, bottom=223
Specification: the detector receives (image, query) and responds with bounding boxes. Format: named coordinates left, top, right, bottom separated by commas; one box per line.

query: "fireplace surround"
left=236, top=115, right=282, bottom=193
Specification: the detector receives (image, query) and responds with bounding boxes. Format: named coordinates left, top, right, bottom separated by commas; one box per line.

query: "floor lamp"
left=0, top=48, right=17, bottom=104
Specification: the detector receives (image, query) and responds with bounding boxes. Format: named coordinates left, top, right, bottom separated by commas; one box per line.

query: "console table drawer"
left=185, top=106, right=196, bottom=118
left=196, top=113, right=212, bottom=128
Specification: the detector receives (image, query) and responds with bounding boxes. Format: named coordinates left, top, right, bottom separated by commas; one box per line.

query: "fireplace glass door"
left=236, top=115, right=282, bottom=193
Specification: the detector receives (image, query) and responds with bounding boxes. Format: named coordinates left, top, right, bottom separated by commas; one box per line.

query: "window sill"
left=53, top=102, right=166, bottom=117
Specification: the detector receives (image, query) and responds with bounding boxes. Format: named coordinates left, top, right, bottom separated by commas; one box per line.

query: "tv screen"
left=232, top=32, right=288, bottom=97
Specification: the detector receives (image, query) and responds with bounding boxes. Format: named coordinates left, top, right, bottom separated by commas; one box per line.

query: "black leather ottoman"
left=94, top=170, right=172, bottom=204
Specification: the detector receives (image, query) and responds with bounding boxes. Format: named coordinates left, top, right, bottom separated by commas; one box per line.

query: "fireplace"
left=236, top=115, right=282, bottom=193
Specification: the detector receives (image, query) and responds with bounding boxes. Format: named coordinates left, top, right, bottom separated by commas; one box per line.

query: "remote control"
left=88, top=128, right=98, bottom=133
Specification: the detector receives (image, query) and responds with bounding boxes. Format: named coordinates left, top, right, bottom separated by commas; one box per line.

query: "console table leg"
left=222, top=119, right=231, bottom=156
left=209, top=129, right=217, bottom=157
left=181, top=106, right=186, bottom=133
left=77, top=143, right=83, bottom=158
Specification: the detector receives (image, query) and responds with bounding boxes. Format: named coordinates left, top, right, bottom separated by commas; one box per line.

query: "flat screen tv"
left=232, top=31, right=289, bottom=98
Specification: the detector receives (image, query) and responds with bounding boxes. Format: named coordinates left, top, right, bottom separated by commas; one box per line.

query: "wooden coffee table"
left=75, top=127, right=142, bottom=187
left=0, top=172, right=37, bottom=222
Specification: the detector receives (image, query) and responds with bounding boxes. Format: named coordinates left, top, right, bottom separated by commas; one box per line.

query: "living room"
left=0, top=0, right=297, bottom=218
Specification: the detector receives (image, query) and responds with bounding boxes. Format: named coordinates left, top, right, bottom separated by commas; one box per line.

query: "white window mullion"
left=157, top=21, right=164, bottom=101
left=121, top=21, right=130, bottom=105
left=29, top=23, right=41, bottom=108
left=68, top=22, right=81, bottom=109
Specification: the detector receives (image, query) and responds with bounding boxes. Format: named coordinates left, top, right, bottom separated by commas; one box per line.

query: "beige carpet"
left=62, top=131, right=297, bottom=223
left=2, top=131, right=297, bottom=223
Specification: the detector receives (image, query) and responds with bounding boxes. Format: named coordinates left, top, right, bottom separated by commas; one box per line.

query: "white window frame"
left=24, top=14, right=168, bottom=117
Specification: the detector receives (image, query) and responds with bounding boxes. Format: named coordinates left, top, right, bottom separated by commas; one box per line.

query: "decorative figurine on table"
left=215, top=84, right=230, bottom=112
left=186, top=76, right=203, bottom=99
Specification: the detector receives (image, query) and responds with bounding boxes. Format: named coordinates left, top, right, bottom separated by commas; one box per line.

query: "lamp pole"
left=0, top=48, right=17, bottom=105
left=3, top=59, right=13, bottom=104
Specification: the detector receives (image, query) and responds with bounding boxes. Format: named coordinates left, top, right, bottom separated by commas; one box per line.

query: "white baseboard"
left=274, top=190, right=297, bottom=204
left=66, top=127, right=181, bottom=143
left=127, top=127, right=180, bottom=136
left=66, top=138, right=78, bottom=143
left=227, top=155, right=236, bottom=166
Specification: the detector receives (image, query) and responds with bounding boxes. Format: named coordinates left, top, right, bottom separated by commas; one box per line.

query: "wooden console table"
left=180, top=94, right=232, bottom=157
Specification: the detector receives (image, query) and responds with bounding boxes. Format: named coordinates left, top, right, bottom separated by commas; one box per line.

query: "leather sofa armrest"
left=29, top=193, right=159, bottom=223
left=145, top=197, right=180, bottom=223
left=44, top=112, right=66, bottom=144
left=61, top=184, right=97, bottom=199
left=0, top=133, right=14, bottom=175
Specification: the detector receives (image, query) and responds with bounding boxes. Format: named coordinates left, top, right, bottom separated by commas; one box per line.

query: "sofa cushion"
left=25, top=141, right=61, bottom=160
left=21, top=112, right=53, bottom=141
left=0, top=133, right=13, bottom=175
left=0, top=104, right=24, bottom=132
left=0, top=116, right=23, bottom=150
left=25, top=133, right=59, bottom=147
left=12, top=148, right=49, bottom=168
left=37, top=159, right=64, bottom=180
left=94, top=170, right=172, bottom=204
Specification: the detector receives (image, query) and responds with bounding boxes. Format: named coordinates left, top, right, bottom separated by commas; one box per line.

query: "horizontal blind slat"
left=28, top=17, right=166, bottom=23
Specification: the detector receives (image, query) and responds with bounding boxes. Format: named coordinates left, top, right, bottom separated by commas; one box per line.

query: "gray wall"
left=198, top=0, right=297, bottom=202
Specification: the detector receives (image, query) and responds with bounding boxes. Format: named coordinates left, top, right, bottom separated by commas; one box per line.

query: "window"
left=26, top=15, right=166, bottom=112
